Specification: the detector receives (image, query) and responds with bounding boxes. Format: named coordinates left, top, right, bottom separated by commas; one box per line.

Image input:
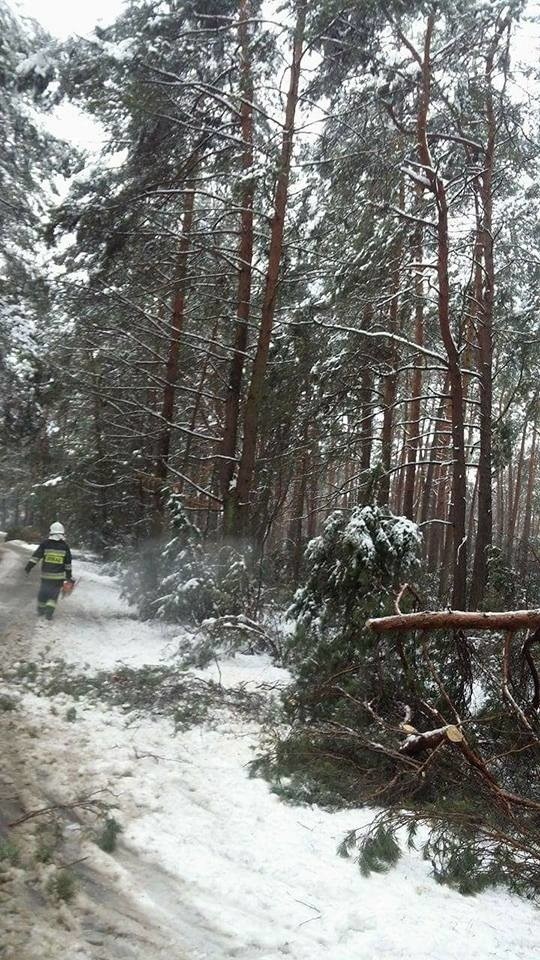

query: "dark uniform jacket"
left=25, top=539, right=73, bottom=581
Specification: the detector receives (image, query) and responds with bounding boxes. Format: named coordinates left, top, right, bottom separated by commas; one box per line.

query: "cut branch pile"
left=276, top=607, right=540, bottom=896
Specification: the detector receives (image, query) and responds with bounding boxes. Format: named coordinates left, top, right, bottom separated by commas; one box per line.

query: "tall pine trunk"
left=154, top=182, right=196, bottom=528
left=415, top=13, right=467, bottom=607
left=234, top=1, right=306, bottom=535
left=378, top=257, right=402, bottom=506
left=507, top=419, right=527, bottom=557
left=221, top=0, right=255, bottom=537
left=519, top=429, right=537, bottom=576
left=469, top=24, right=507, bottom=607
left=419, top=378, right=449, bottom=526
left=402, top=219, right=425, bottom=520
left=359, top=303, right=374, bottom=479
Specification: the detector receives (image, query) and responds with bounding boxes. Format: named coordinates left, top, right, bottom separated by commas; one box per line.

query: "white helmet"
left=49, top=522, right=65, bottom=537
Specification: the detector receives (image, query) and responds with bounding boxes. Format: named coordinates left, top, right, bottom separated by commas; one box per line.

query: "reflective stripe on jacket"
left=27, top=538, right=73, bottom=581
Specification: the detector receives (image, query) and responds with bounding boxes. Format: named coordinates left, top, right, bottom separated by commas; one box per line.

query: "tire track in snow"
left=0, top=544, right=194, bottom=960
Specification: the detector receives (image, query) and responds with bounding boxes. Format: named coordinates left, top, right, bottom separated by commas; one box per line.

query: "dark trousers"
left=37, top=580, right=62, bottom=619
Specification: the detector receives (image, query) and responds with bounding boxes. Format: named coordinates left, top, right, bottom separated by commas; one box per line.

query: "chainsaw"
left=61, top=578, right=79, bottom=597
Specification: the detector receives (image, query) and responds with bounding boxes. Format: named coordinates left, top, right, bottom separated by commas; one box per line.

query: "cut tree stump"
left=366, top=609, right=540, bottom=633
left=399, top=723, right=464, bottom=755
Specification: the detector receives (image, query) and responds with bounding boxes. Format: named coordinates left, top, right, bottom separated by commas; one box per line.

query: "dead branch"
left=502, top=631, right=536, bottom=733
left=521, top=627, right=540, bottom=711
left=394, top=582, right=422, bottom=616
left=9, top=790, right=108, bottom=828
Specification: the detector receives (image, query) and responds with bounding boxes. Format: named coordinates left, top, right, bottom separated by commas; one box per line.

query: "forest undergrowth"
left=115, top=499, right=540, bottom=899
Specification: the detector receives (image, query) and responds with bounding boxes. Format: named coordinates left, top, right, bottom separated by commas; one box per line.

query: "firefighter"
left=25, top=522, right=74, bottom=620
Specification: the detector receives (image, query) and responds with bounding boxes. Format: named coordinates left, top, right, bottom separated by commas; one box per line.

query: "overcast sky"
left=12, top=0, right=128, bottom=151
left=14, top=0, right=126, bottom=38
left=12, top=0, right=540, bottom=151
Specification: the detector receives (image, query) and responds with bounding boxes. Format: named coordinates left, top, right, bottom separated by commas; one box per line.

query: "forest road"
left=0, top=542, right=206, bottom=960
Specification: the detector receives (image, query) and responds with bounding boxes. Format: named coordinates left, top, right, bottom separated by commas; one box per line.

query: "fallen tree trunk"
left=366, top=609, right=540, bottom=633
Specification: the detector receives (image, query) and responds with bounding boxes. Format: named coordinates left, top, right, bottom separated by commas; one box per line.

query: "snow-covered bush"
left=176, top=613, right=285, bottom=670
left=120, top=495, right=254, bottom=624
left=287, top=505, right=421, bottom=700
left=255, top=510, right=424, bottom=817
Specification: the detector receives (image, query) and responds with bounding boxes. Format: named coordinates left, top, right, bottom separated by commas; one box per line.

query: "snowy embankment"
left=1, top=543, right=538, bottom=960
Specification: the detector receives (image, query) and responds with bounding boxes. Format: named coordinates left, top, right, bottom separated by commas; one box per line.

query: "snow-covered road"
left=0, top=542, right=538, bottom=959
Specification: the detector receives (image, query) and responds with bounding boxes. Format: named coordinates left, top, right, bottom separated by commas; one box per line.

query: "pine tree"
left=0, top=1, right=73, bottom=532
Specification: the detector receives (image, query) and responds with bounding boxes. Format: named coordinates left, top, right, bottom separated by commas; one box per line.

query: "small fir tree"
left=287, top=505, right=421, bottom=720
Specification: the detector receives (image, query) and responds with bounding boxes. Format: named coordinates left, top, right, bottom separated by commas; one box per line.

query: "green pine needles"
left=97, top=816, right=122, bottom=854
left=285, top=505, right=422, bottom=725
left=120, top=494, right=254, bottom=623
left=339, top=823, right=402, bottom=877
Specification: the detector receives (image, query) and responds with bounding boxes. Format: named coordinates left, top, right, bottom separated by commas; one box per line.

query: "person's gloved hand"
left=24, top=562, right=33, bottom=574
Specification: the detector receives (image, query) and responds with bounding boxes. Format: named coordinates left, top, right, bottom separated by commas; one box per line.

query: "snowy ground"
left=0, top=542, right=538, bottom=959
